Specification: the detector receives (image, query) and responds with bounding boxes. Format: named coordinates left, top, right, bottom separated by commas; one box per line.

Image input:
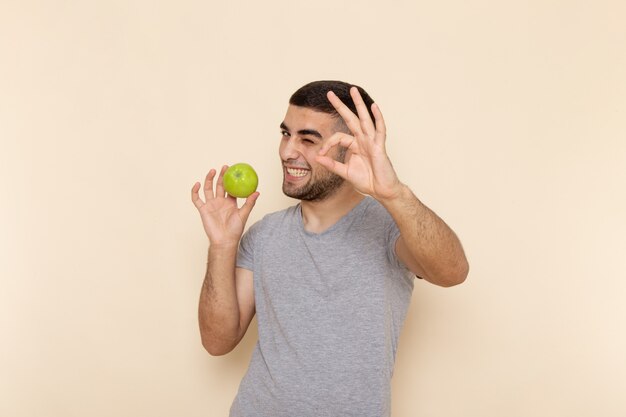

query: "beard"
left=282, top=147, right=347, bottom=202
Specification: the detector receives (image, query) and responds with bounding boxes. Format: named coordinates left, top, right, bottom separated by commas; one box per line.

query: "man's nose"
left=279, top=137, right=300, bottom=160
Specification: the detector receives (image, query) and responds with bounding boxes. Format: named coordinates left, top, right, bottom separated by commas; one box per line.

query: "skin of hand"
left=316, top=87, right=403, bottom=203
left=191, top=165, right=260, bottom=246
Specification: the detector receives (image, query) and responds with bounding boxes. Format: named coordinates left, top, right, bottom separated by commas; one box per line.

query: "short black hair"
left=289, top=80, right=376, bottom=123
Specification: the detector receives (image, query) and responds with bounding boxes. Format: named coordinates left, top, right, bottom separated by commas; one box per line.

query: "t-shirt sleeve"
left=236, top=221, right=261, bottom=271
left=385, top=219, right=404, bottom=270
left=384, top=215, right=417, bottom=279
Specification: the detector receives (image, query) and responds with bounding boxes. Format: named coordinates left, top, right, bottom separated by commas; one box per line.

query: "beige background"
left=1, top=0, right=625, bottom=416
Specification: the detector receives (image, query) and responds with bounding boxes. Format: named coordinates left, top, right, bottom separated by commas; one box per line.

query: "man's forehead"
left=282, top=105, right=340, bottom=131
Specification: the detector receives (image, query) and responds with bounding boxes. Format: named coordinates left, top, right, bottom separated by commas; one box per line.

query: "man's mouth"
left=286, top=167, right=309, bottom=178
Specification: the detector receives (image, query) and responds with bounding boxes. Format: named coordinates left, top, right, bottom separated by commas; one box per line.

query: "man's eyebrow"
left=298, top=129, right=322, bottom=139
left=279, top=122, right=322, bottom=139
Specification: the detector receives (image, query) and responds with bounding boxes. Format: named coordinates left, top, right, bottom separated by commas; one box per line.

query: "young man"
left=191, top=81, right=469, bottom=416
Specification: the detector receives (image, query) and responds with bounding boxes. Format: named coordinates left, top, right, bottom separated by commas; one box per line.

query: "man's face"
left=279, top=105, right=347, bottom=201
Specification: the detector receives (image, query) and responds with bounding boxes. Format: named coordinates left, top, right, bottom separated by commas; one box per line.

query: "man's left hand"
left=316, top=87, right=403, bottom=202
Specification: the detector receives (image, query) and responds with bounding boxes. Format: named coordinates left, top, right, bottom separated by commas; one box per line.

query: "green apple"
left=223, top=163, right=259, bottom=198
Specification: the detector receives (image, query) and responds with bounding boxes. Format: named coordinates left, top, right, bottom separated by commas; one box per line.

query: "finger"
left=327, top=91, right=363, bottom=136
left=215, top=165, right=228, bottom=198
left=191, top=182, right=204, bottom=209
left=371, top=103, right=387, bottom=145
left=319, top=132, right=356, bottom=156
left=350, top=86, right=376, bottom=137
left=239, top=191, right=260, bottom=223
left=315, top=154, right=349, bottom=180
left=203, top=169, right=216, bottom=201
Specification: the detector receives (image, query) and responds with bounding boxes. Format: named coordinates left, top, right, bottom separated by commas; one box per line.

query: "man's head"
left=279, top=81, right=375, bottom=202
left=289, top=80, right=375, bottom=134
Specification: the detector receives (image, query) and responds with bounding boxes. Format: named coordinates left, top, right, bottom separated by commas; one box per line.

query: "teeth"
left=287, top=168, right=308, bottom=177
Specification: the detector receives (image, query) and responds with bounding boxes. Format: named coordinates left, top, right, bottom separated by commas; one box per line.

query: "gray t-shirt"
left=231, top=196, right=415, bottom=417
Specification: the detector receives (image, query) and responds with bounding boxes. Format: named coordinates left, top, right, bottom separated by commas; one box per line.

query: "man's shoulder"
left=259, top=203, right=298, bottom=224
left=245, top=203, right=299, bottom=235
left=361, top=196, right=394, bottom=222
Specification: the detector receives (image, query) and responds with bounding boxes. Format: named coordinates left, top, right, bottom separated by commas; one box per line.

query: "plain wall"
left=1, top=1, right=625, bottom=416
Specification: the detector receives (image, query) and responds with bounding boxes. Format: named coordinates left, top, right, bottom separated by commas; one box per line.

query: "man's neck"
left=300, top=185, right=365, bottom=234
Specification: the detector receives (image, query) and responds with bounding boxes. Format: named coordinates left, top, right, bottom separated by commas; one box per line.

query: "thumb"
left=239, top=191, right=260, bottom=223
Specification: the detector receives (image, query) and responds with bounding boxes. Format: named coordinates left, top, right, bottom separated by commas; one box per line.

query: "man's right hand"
left=191, top=165, right=260, bottom=246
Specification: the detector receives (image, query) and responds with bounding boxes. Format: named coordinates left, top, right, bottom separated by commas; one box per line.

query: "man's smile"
left=283, top=164, right=311, bottom=182
left=286, top=167, right=309, bottom=178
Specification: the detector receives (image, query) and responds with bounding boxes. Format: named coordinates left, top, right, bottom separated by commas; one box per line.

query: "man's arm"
left=199, top=249, right=256, bottom=355
left=192, top=166, right=259, bottom=355
left=380, top=185, right=468, bottom=287
left=317, top=87, right=468, bottom=287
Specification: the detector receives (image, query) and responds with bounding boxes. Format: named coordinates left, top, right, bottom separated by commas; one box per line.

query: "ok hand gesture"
left=316, top=87, right=403, bottom=202
left=191, top=166, right=259, bottom=247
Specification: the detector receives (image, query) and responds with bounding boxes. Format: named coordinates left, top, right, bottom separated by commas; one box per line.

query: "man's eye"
left=302, top=138, right=314, bottom=144
left=281, top=131, right=290, bottom=137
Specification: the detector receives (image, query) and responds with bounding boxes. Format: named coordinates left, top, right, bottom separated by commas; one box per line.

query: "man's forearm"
left=380, top=184, right=469, bottom=286
left=198, top=243, right=242, bottom=354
